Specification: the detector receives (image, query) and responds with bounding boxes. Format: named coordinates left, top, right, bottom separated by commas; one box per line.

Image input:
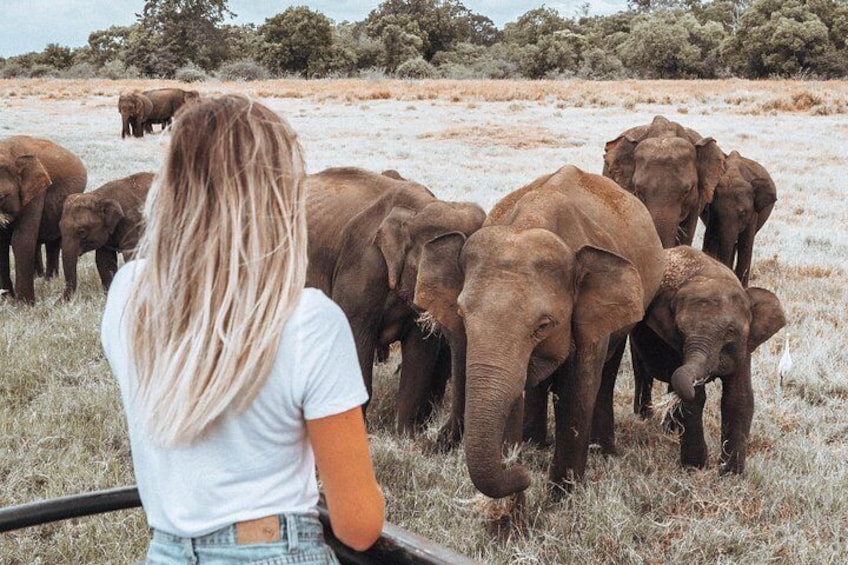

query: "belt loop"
left=285, top=514, right=299, bottom=552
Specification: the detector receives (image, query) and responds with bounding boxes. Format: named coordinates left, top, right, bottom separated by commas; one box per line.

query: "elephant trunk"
left=651, top=212, right=683, bottom=249
left=61, top=238, right=80, bottom=299
left=671, top=339, right=713, bottom=402
left=463, top=358, right=531, bottom=499
left=120, top=113, right=131, bottom=139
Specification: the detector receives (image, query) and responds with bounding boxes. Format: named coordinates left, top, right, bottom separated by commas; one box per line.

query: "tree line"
left=2, top=0, right=847, bottom=81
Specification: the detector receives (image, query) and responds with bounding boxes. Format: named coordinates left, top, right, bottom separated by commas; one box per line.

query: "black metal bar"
left=0, top=487, right=480, bottom=565
left=0, top=486, right=141, bottom=533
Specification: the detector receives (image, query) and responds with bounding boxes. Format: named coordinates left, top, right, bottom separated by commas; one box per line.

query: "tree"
left=503, top=7, right=571, bottom=45
left=365, top=0, right=488, bottom=60
left=38, top=44, right=74, bottom=70
left=618, top=11, right=714, bottom=77
left=86, top=25, right=136, bottom=67
left=259, top=7, right=334, bottom=76
left=721, top=0, right=836, bottom=77
left=131, top=0, right=235, bottom=76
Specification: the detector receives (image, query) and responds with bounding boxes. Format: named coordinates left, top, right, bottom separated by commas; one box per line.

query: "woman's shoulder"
left=105, top=259, right=146, bottom=302
left=286, top=288, right=349, bottom=333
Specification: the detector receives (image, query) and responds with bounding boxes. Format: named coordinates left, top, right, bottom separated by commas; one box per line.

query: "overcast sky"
left=0, top=1, right=628, bottom=58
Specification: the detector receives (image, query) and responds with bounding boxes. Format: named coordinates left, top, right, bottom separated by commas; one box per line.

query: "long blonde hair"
left=128, top=94, right=307, bottom=446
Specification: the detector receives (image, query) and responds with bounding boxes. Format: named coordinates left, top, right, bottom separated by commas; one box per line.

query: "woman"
left=101, top=94, right=384, bottom=564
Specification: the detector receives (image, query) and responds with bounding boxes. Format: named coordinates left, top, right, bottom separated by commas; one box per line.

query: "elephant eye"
left=533, top=318, right=556, bottom=339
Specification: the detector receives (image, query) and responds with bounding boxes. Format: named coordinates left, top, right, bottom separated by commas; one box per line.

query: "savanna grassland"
left=1, top=78, right=847, bottom=564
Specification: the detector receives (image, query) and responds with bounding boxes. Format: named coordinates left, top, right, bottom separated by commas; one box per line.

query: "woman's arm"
left=307, top=407, right=385, bottom=551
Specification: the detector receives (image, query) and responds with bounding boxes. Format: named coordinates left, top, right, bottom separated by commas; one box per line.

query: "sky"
left=0, top=1, right=628, bottom=58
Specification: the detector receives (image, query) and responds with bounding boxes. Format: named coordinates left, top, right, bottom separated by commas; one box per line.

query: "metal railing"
left=0, top=486, right=480, bottom=565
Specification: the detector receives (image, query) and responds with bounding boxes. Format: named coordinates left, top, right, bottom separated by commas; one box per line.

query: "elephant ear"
left=101, top=199, right=125, bottom=233
left=572, top=245, right=645, bottom=346
left=643, top=288, right=681, bottom=350
left=741, top=158, right=778, bottom=214
left=15, top=155, right=52, bottom=208
left=694, top=137, right=725, bottom=206
left=413, top=232, right=465, bottom=336
left=374, top=205, right=415, bottom=290
left=746, top=287, right=786, bottom=352
left=381, top=169, right=405, bottom=181
left=603, top=135, right=639, bottom=191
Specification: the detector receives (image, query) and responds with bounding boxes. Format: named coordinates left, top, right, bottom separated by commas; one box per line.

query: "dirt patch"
left=418, top=123, right=575, bottom=149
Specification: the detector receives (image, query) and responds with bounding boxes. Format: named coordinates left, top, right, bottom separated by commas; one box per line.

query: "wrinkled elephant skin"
left=0, top=136, right=87, bottom=304
left=60, top=171, right=154, bottom=299
left=415, top=165, right=665, bottom=498
left=629, top=246, right=786, bottom=473
left=305, top=167, right=485, bottom=436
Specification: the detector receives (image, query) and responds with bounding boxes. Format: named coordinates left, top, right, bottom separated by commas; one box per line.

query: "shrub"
left=101, top=61, right=141, bottom=80
left=395, top=57, right=437, bottom=79
left=216, top=59, right=271, bottom=81
left=27, top=64, right=57, bottom=78
left=577, top=47, right=626, bottom=80
left=61, top=62, right=99, bottom=79
left=0, top=63, right=25, bottom=78
left=174, top=63, right=208, bottom=83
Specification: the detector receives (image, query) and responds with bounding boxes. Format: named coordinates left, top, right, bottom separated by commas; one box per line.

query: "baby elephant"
left=60, top=172, right=154, bottom=299
left=629, top=246, right=785, bottom=474
left=701, top=150, right=777, bottom=286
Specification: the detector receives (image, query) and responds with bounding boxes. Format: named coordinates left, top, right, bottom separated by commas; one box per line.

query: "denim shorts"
left=145, top=513, right=341, bottom=565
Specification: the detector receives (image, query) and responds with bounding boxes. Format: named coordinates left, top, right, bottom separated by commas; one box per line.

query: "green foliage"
left=100, top=60, right=142, bottom=80
left=131, top=0, right=235, bottom=76
left=722, top=0, right=847, bottom=77
left=216, top=58, right=270, bottom=81
left=60, top=62, right=100, bottom=79
left=431, top=42, right=519, bottom=79
left=86, top=25, right=135, bottom=68
left=618, top=10, right=725, bottom=78
left=260, top=6, right=334, bottom=77
left=395, top=56, right=438, bottom=78
left=503, top=6, right=571, bottom=45
left=365, top=0, right=491, bottom=62
left=577, top=47, right=627, bottom=79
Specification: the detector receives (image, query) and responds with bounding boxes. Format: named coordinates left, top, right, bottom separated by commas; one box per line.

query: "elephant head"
left=0, top=150, right=52, bottom=226
left=415, top=226, right=644, bottom=498
left=604, top=116, right=725, bottom=248
left=374, top=199, right=485, bottom=305
left=60, top=193, right=124, bottom=296
left=701, top=151, right=777, bottom=285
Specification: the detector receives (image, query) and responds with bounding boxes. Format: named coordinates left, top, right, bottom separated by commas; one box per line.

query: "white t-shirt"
left=101, top=260, right=368, bottom=538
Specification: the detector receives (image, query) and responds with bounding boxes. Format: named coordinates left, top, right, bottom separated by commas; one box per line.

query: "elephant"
left=0, top=136, right=87, bottom=304
left=305, top=167, right=486, bottom=435
left=118, top=91, right=153, bottom=139
left=603, top=115, right=726, bottom=248
left=142, top=88, right=201, bottom=133
left=59, top=171, right=154, bottom=299
left=628, top=245, right=786, bottom=474
left=700, top=151, right=777, bottom=286
left=414, top=165, right=665, bottom=498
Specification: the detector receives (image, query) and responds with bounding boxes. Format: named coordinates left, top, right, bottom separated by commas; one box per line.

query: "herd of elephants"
left=0, top=86, right=787, bottom=505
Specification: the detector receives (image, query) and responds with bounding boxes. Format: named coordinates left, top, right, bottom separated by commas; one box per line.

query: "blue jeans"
left=145, top=513, right=341, bottom=564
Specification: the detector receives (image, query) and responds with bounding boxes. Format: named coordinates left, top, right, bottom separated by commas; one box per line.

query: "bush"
left=216, top=59, right=270, bottom=81
left=101, top=60, right=141, bottom=80
left=577, top=47, right=627, bottom=80
left=395, top=57, right=437, bottom=79
left=0, top=63, right=25, bottom=78
left=61, top=62, right=99, bottom=79
left=174, top=63, right=208, bottom=83
left=27, top=64, right=57, bottom=78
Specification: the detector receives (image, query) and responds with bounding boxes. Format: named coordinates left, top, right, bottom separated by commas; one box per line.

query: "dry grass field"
left=1, top=78, right=847, bottom=564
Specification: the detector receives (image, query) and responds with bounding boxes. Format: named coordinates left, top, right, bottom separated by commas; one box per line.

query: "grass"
left=1, top=78, right=847, bottom=563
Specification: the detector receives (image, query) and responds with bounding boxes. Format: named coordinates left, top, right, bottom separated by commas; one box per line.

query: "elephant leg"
left=95, top=248, right=119, bottom=291
left=45, top=240, right=60, bottom=279
left=630, top=323, right=681, bottom=419
left=437, top=332, right=466, bottom=451
left=590, top=336, right=626, bottom=455
left=718, top=363, right=754, bottom=475
left=396, top=327, right=446, bottom=436
left=679, top=386, right=708, bottom=469
left=11, top=233, right=37, bottom=304
left=522, top=380, right=550, bottom=447
left=631, top=344, right=654, bottom=419
left=33, top=244, right=45, bottom=278
left=550, top=339, right=607, bottom=494
left=735, top=225, right=756, bottom=287
left=0, top=229, right=12, bottom=294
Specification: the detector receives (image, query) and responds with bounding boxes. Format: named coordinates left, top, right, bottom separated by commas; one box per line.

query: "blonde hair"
left=127, top=94, right=307, bottom=446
